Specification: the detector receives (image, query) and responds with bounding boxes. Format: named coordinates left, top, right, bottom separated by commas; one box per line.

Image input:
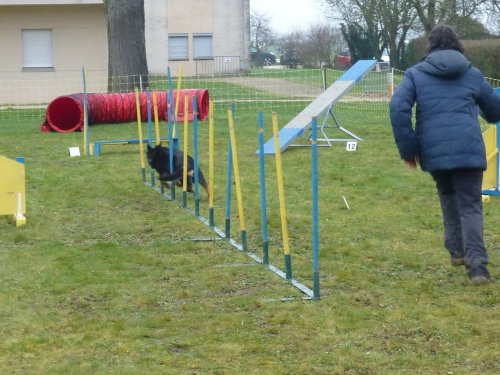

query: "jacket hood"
left=416, top=49, right=471, bottom=78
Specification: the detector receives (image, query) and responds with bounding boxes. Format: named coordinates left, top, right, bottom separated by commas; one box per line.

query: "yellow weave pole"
left=135, top=88, right=146, bottom=182
left=182, top=94, right=189, bottom=208
left=227, top=108, right=248, bottom=250
left=272, top=112, right=292, bottom=279
left=208, top=99, right=215, bottom=227
left=152, top=91, right=161, bottom=145
left=173, top=66, right=183, bottom=139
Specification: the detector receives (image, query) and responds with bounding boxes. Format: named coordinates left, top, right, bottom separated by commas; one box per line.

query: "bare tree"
left=279, top=30, right=305, bottom=68
left=104, top=0, right=149, bottom=92
left=379, top=0, right=417, bottom=67
left=478, top=0, right=500, bottom=34
left=409, top=0, right=499, bottom=32
left=250, top=11, right=274, bottom=52
left=322, top=0, right=498, bottom=69
left=303, top=24, right=343, bottom=68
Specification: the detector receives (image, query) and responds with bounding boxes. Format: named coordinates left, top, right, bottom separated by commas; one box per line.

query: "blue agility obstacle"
left=260, top=59, right=377, bottom=154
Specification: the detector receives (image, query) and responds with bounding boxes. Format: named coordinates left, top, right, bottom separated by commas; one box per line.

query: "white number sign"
left=346, top=141, right=358, bottom=152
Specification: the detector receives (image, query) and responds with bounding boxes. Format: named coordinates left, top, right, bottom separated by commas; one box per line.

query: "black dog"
left=146, top=144, right=209, bottom=197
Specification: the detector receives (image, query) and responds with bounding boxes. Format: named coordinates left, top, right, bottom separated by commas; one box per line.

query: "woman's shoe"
left=470, top=275, right=495, bottom=285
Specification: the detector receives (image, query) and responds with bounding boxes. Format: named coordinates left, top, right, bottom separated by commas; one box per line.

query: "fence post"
left=387, top=68, right=394, bottom=97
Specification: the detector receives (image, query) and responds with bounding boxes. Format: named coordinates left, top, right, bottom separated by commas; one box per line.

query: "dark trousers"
left=430, top=169, right=489, bottom=277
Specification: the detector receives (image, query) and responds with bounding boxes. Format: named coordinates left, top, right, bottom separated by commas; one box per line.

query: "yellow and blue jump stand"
left=481, top=87, right=500, bottom=198
left=0, top=156, right=26, bottom=226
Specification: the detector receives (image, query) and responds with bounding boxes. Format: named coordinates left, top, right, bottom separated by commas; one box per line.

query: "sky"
left=251, top=0, right=329, bottom=34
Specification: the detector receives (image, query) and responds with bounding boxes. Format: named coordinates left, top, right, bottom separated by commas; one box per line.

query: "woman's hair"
left=426, top=25, right=464, bottom=53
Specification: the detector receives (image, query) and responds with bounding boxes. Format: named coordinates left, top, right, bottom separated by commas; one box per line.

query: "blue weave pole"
left=193, top=96, right=200, bottom=216
left=257, top=112, right=269, bottom=265
left=167, top=67, right=176, bottom=200
left=82, top=67, right=90, bottom=157
left=146, top=88, right=155, bottom=187
left=224, top=104, right=235, bottom=239
left=311, top=116, right=320, bottom=299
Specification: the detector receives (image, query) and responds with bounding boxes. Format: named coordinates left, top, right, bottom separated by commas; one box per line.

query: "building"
left=147, top=0, right=250, bottom=76
left=0, top=0, right=250, bottom=104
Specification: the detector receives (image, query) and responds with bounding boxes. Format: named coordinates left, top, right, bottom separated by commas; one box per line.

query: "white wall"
left=144, top=0, right=169, bottom=75
left=0, top=4, right=108, bottom=104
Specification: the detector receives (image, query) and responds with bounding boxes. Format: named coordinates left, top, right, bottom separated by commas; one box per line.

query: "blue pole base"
left=262, top=240, right=269, bottom=265
left=195, top=199, right=200, bottom=217
left=313, top=271, right=320, bottom=299
left=209, top=208, right=215, bottom=228
left=182, top=191, right=187, bottom=208
left=150, top=170, right=155, bottom=187
left=225, top=218, right=231, bottom=239
left=284, top=254, right=292, bottom=280
left=241, top=230, right=247, bottom=251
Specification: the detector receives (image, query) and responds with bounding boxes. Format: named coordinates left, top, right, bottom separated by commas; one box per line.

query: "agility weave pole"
left=137, top=92, right=320, bottom=299
left=271, top=112, right=293, bottom=279
left=168, top=66, right=181, bottom=199
left=182, top=95, right=190, bottom=209
left=135, top=88, right=147, bottom=183
left=257, top=112, right=270, bottom=265
left=205, top=108, right=319, bottom=299
left=224, top=106, right=234, bottom=240
left=227, top=107, right=248, bottom=251
left=83, top=67, right=90, bottom=156
left=311, top=117, right=320, bottom=299
left=258, top=112, right=320, bottom=299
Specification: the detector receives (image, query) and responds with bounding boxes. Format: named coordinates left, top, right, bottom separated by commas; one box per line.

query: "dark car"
left=251, top=51, right=276, bottom=67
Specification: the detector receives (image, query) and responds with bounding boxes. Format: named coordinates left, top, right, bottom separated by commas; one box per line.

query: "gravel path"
left=217, top=76, right=323, bottom=98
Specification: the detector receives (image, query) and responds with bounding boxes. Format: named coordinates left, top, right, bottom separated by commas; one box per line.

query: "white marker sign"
left=68, top=147, right=81, bottom=157
left=346, top=141, right=358, bottom=152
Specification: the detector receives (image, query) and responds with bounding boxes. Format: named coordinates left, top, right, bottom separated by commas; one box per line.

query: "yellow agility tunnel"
left=0, top=155, right=26, bottom=226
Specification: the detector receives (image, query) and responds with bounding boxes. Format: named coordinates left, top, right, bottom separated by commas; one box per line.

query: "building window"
left=168, top=34, right=188, bottom=60
left=22, top=29, right=53, bottom=69
left=193, top=34, right=213, bottom=60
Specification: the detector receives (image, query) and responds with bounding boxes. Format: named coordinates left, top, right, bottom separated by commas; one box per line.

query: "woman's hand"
left=404, top=158, right=418, bottom=169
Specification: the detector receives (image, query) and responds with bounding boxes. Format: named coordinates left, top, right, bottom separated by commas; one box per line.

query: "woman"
left=389, top=25, right=500, bottom=285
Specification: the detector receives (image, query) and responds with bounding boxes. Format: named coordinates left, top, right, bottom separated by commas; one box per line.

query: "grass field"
left=0, top=101, right=499, bottom=374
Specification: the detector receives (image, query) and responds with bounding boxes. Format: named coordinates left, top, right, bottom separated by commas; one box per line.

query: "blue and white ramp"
left=260, top=60, right=377, bottom=154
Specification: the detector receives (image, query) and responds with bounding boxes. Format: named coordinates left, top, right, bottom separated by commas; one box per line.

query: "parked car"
left=251, top=51, right=276, bottom=67
left=334, top=51, right=352, bottom=69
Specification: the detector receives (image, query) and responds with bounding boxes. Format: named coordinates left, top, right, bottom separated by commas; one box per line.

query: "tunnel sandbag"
left=40, top=89, right=209, bottom=133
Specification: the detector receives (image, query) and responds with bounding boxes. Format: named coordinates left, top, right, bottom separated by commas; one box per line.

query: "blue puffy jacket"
left=389, top=49, right=500, bottom=172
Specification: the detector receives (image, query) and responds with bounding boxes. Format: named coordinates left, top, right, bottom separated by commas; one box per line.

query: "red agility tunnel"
left=40, top=89, right=209, bottom=133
